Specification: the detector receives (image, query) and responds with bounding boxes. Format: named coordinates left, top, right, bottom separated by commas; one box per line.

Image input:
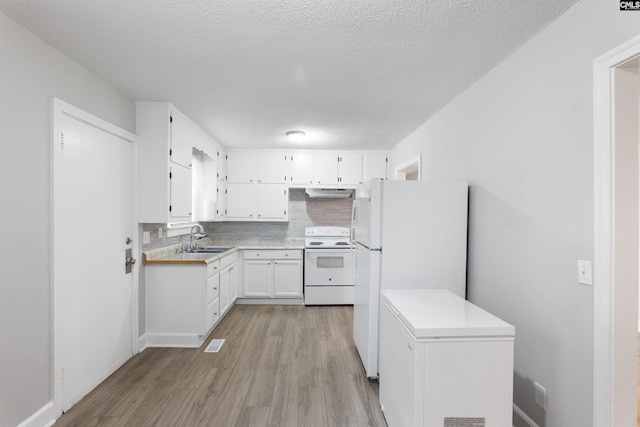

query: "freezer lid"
left=380, top=289, right=515, bottom=339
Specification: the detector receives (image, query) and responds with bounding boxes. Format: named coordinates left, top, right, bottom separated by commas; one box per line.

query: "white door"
left=55, top=105, right=135, bottom=411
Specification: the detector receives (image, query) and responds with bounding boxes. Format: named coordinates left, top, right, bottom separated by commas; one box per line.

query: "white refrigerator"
left=352, top=179, right=468, bottom=378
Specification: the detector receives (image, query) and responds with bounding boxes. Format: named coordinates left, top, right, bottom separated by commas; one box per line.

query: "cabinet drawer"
left=243, top=249, right=301, bottom=260
left=206, top=297, right=220, bottom=331
left=220, top=251, right=238, bottom=269
left=207, top=260, right=220, bottom=277
left=206, top=273, right=219, bottom=303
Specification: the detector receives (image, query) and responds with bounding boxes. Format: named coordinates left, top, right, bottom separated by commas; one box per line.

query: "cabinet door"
left=226, top=151, right=257, bottom=183
left=338, top=152, right=363, bottom=185
left=257, top=184, right=288, bottom=220
left=243, top=260, right=271, bottom=297
left=313, top=151, right=338, bottom=185
left=229, top=263, right=238, bottom=303
left=363, top=152, right=388, bottom=182
left=169, top=108, right=195, bottom=168
left=258, top=152, right=289, bottom=183
left=225, top=183, right=257, bottom=219
left=216, top=182, right=226, bottom=220
left=273, top=259, right=303, bottom=298
left=291, top=151, right=314, bottom=185
left=169, top=164, right=192, bottom=219
left=216, top=148, right=226, bottom=183
left=219, top=266, right=231, bottom=314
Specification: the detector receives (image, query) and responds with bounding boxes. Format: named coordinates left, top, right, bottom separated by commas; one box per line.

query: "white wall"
left=0, top=12, right=135, bottom=426
left=390, top=1, right=640, bottom=426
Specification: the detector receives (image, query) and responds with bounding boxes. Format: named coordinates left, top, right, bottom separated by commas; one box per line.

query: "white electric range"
left=304, top=226, right=354, bottom=305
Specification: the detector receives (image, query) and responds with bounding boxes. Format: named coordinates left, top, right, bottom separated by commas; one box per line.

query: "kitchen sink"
left=186, top=246, right=234, bottom=254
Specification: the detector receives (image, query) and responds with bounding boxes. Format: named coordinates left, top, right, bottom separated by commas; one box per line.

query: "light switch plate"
left=578, top=260, right=592, bottom=286
left=142, top=231, right=150, bottom=244
left=158, top=227, right=163, bottom=238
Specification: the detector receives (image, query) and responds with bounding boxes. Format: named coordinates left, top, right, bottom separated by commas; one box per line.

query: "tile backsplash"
left=141, top=188, right=353, bottom=251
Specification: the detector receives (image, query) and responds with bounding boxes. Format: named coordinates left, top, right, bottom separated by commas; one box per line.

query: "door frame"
left=593, top=34, right=640, bottom=426
left=51, top=98, right=138, bottom=416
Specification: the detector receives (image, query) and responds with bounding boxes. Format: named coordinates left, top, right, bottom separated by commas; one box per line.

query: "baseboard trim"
left=235, top=297, right=304, bottom=305
left=513, top=403, right=540, bottom=427
left=138, top=334, right=148, bottom=352
left=16, top=401, right=57, bottom=427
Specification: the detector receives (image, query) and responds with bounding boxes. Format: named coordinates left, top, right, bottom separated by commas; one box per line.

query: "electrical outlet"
left=158, top=227, right=163, bottom=239
left=534, top=382, right=547, bottom=411
left=577, top=260, right=592, bottom=286
left=142, top=231, right=150, bottom=244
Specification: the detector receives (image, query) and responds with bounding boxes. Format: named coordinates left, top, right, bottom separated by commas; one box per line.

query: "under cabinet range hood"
left=305, top=188, right=353, bottom=199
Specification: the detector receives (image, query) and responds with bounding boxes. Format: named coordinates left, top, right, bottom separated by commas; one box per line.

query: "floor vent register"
left=204, top=339, right=225, bottom=353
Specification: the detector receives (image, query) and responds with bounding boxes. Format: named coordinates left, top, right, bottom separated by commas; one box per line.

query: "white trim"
left=138, top=334, right=149, bottom=352
left=16, top=402, right=56, bottom=427
left=51, top=98, right=137, bottom=417
left=512, top=403, right=540, bottom=427
left=394, top=153, right=422, bottom=180
left=593, top=34, right=640, bottom=427
left=234, top=297, right=305, bottom=305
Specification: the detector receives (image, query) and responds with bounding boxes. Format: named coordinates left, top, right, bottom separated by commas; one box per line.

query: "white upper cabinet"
left=225, top=183, right=257, bottom=219
left=225, top=183, right=288, bottom=222
left=313, top=151, right=338, bottom=185
left=136, top=101, right=219, bottom=223
left=169, top=108, right=197, bottom=168
left=226, top=151, right=257, bottom=183
left=290, top=151, right=314, bottom=185
left=363, top=151, right=388, bottom=181
left=338, top=152, right=363, bottom=186
left=258, top=151, right=290, bottom=184
left=257, top=185, right=288, bottom=219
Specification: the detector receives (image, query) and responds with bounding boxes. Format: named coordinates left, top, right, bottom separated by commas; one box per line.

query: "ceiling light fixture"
left=286, top=130, right=306, bottom=143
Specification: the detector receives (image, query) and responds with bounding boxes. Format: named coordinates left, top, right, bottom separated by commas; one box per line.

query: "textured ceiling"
left=0, top=0, right=578, bottom=149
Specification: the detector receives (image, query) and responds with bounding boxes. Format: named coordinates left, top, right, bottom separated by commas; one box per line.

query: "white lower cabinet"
left=145, top=251, right=239, bottom=348
left=241, top=250, right=303, bottom=300
left=378, top=290, right=515, bottom=427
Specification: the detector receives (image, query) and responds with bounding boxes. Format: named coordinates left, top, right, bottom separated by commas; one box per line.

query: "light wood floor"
left=55, top=305, right=387, bottom=427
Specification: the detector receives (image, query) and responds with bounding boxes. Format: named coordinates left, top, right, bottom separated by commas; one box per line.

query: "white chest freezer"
left=379, top=289, right=515, bottom=427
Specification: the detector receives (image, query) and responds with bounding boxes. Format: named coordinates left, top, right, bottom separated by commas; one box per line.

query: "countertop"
left=143, top=237, right=305, bottom=265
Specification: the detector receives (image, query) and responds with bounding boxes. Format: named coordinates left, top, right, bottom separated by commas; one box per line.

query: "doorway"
left=52, top=99, right=137, bottom=414
left=593, top=36, right=640, bottom=426
left=394, top=154, right=421, bottom=180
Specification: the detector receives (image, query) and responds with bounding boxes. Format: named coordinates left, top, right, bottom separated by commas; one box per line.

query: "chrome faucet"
left=189, top=224, right=208, bottom=250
